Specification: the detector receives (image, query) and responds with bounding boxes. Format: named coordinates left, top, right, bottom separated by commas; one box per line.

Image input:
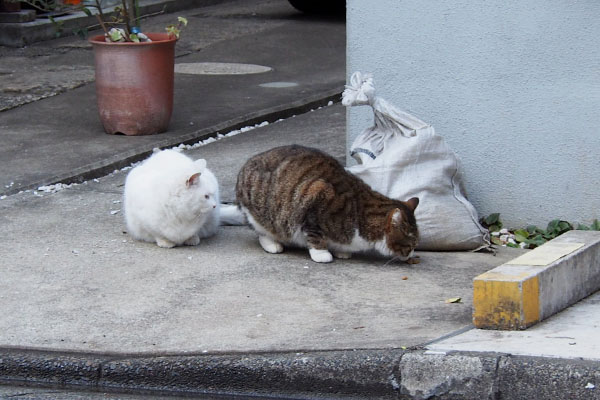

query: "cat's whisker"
left=383, top=256, right=401, bottom=267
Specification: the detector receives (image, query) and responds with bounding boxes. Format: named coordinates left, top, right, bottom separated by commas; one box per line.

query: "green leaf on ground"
left=488, top=224, right=501, bottom=233
left=525, top=234, right=546, bottom=248
left=491, top=237, right=504, bottom=246
left=485, top=213, right=500, bottom=226
left=514, top=229, right=529, bottom=242
left=514, top=234, right=527, bottom=243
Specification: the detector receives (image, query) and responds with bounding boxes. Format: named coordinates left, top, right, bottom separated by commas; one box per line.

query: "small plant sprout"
left=166, top=16, right=188, bottom=39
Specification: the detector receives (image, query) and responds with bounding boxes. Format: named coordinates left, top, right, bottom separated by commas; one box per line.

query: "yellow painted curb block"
left=473, top=269, right=540, bottom=330
left=473, top=232, right=598, bottom=330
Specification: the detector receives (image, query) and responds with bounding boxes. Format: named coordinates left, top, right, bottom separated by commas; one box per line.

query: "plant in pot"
left=15, top=0, right=187, bottom=135
left=83, top=0, right=188, bottom=135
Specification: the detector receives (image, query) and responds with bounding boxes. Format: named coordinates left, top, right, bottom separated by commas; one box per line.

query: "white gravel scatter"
left=172, top=121, right=270, bottom=152
left=37, top=182, right=78, bottom=193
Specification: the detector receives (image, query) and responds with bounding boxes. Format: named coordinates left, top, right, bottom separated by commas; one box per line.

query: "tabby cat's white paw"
left=156, top=237, right=176, bottom=248
left=259, top=236, right=284, bottom=254
left=184, top=235, right=200, bottom=246
left=309, top=248, right=333, bottom=263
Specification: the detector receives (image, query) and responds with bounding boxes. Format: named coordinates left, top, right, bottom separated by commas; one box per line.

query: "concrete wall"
left=346, top=0, right=600, bottom=228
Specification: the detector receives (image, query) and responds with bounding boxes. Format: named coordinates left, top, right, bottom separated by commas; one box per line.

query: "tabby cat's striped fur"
left=235, top=145, right=419, bottom=263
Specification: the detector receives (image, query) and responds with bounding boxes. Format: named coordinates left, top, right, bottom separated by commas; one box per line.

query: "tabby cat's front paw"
left=259, top=236, right=284, bottom=254
left=309, top=248, right=334, bottom=263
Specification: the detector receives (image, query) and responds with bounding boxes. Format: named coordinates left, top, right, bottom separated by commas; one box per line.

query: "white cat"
left=124, top=149, right=220, bottom=248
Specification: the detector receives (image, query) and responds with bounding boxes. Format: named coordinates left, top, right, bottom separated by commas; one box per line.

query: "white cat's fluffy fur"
left=124, top=149, right=220, bottom=248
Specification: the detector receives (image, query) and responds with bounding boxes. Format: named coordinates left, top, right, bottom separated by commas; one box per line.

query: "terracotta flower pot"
left=89, top=33, right=177, bottom=135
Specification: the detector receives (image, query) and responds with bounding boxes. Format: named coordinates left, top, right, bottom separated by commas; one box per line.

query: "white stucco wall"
left=346, top=0, right=600, bottom=228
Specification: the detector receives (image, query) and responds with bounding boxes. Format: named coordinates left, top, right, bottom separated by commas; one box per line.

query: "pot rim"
left=88, top=32, right=177, bottom=46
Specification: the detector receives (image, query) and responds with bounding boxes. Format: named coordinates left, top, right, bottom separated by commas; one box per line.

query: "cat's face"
left=186, top=170, right=218, bottom=213
left=196, top=185, right=218, bottom=213
left=384, top=198, right=419, bottom=258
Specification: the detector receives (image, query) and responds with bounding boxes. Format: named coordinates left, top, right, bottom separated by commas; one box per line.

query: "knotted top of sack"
left=342, top=71, right=430, bottom=140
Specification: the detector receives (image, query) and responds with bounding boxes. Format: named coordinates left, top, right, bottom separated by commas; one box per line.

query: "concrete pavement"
left=1, top=0, right=599, bottom=399
left=7, top=104, right=598, bottom=399
left=0, top=104, right=521, bottom=355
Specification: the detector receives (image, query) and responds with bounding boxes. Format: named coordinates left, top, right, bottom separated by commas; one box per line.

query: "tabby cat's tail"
left=219, top=203, right=247, bottom=225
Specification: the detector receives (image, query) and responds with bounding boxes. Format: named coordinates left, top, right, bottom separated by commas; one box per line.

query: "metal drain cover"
left=175, top=62, right=272, bottom=75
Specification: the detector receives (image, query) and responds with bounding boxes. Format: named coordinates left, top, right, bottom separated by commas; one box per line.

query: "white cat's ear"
left=186, top=173, right=201, bottom=188
left=194, top=159, right=207, bottom=170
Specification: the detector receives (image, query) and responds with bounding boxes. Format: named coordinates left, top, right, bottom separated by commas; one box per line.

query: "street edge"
left=1, top=347, right=599, bottom=399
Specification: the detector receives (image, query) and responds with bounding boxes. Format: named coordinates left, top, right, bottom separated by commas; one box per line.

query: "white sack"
left=344, top=72, right=489, bottom=251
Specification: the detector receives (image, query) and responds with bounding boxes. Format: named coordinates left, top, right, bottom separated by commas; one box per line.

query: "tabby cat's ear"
left=404, top=197, right=419, bottom=212
left=186, top=173, right=201, bottom=188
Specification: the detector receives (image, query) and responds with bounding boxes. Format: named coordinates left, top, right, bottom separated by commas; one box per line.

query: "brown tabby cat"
left=235, top=145, right=420, bottom=263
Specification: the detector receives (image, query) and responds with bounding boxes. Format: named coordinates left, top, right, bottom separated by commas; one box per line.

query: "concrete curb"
left=0, top=347, right=403, bottom=399
left=1, top=347, right=599, bottom=399
left=400, top=350, right=600, bottom=400
left=1, top=88, right=342, bottom=197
